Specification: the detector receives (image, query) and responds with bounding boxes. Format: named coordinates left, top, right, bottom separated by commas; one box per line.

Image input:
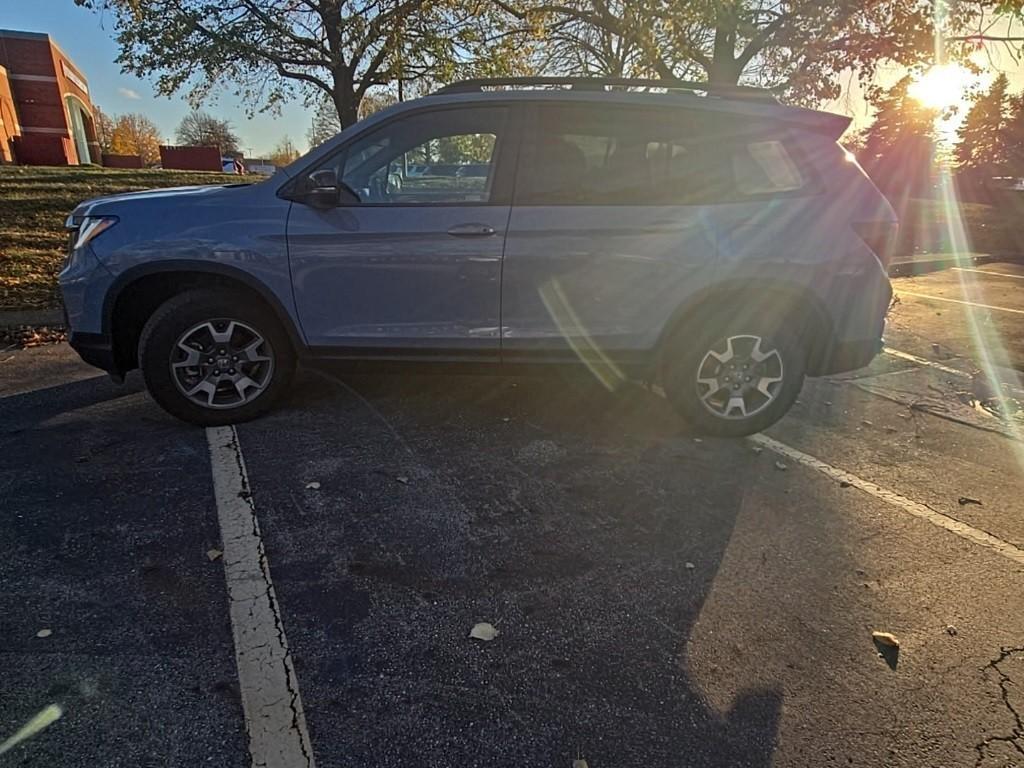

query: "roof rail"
left=432, top=77, right=779, bottom=102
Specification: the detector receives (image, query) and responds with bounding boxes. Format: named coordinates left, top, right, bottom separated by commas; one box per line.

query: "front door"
left=287, top=105, right=516, bottom=357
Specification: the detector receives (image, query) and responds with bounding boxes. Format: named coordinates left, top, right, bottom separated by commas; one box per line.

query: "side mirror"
left=303, top=169, right=360, bottom=208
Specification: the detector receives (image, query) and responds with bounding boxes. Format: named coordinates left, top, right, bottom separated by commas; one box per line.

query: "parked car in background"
left=59, top=77, right=895, bottom=436
left=221, top=157, right=245, bottom=174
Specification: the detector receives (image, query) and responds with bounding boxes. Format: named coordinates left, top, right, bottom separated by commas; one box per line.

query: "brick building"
left=0, top=64, right=19, bottom=163
left=0, top=29, right=99, bottom=165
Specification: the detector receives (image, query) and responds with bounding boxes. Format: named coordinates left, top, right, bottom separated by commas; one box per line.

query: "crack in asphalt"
left=232, top=429, right=314, bottom=768
left=974, top=647, right=1024, bottom=767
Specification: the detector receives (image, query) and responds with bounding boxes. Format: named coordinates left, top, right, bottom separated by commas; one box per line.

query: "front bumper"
left=813, top=336, right=884, bottom=376
left=68, top=331, right=119, bottom=375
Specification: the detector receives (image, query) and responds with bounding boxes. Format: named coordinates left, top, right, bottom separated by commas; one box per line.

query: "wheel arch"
left=656, top=279, right=836, bottom=378
left=104, top=262, right=305, bottom=374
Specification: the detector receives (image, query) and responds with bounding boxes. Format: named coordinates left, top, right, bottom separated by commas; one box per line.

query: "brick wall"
left=13, top=133, right=71, bottom=165
left=8, top=79, right=64, bottom=131
left=0, top=66, right=18, bottom=162
left=0, top=35, right=55, bottom=78
left=160, top=145, right=223, bottom=171
left=102, top=153, right=144, bottom=168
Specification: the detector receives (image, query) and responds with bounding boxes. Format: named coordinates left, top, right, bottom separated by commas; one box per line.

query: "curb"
left=888, top=252, right=1024, bottom=278
left=0, top=309, right=64, bottom=328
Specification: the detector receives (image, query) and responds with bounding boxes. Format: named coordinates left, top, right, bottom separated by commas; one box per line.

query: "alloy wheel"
left=169, top=319, right=275, bottom=409
left=695, top=334, right=784, bottom=420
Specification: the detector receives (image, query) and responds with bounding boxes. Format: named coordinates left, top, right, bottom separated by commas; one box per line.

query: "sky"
left=6, top=0, right=1024, bottom=156
left=3, top=0, right=311, bottom=156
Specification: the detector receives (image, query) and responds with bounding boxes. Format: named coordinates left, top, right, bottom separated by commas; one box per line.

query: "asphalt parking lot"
left=2, top=263, right=1024, bottom=767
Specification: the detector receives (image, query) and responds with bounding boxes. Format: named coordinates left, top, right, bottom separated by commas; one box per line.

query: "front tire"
left=138, top=290, right=295, bottom=426
left=662, top=320, right=806, bottom=437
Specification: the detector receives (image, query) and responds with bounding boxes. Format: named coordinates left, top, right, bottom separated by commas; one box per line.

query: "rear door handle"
left=447, top=223, right=496, bottom=237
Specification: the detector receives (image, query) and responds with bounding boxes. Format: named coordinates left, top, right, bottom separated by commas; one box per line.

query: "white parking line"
left=896, top=289, right=1024, bottom=315
left=952, top=267, right=1024, bottom=280
left=650, top=383, right=1023, bottom=564
left=750, top=434, right=1024, bottom=567
left=882, top=347, right=970, bottom=378
left=206, top=426, right=317, bottom=768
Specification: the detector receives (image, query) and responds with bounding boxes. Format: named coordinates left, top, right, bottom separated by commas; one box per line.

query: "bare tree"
left=175, top=111, right=240, bottom=155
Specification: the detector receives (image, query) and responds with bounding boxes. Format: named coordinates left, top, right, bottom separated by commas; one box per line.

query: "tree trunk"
left=707, top=56, right=742, bottom=86
left=331, top=73, right=360, bottom=129
left=709, top=2, right=742, bottom=86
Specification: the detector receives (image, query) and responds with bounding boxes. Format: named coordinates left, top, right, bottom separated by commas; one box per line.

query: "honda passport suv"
left=59, top=77, right=895, bottom=437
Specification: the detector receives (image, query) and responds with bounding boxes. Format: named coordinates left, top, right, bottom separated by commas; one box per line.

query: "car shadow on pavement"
left=0, top=372, right=145, bottom=432
left=0, top=369, right=249, bottom=767
left=237, top=368, right=788, bottom=767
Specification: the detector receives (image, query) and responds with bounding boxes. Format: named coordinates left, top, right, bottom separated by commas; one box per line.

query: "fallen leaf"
left=774, top=461, right=787, bottom=471
left=305, top=481, right=321, bottom=490
left=396, top=476, right=409, bottom=485
left=871, top=631, right=899, bottom=648
left=958, top=496, right=982, bottom=506
left=469, top=622, right=498, bottom=641
left=206, top=549, right=223, bottom=561
left=36, top=629, right=52, bottom=638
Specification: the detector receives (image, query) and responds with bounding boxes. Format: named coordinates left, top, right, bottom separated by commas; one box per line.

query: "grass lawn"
left=0, top=166, right=241, bottom=311
left=890, top=197, right=1018, bottom=257
left=0, top=165, right=1021, bottom=313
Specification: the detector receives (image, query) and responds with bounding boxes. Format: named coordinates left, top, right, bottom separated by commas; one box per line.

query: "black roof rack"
left=432, top=77, right=779, bottom=102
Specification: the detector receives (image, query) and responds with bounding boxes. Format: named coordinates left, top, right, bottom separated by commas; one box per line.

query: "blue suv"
left=59, top=77, right=895, bottom=436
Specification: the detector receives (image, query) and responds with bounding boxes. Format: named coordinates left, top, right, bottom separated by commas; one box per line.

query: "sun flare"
left=908, top=64, right=977, bottom=109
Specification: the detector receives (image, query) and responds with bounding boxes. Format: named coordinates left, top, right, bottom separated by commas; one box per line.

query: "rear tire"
left=662, top=318, right=806, bottom=438
left=138, top=290, right=295, bottom=426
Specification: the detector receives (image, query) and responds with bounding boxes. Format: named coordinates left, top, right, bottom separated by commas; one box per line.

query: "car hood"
left=71, top=183, right=254, bottom=218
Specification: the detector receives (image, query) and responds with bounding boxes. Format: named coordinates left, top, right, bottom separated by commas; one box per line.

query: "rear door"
left=501, top=103, right=723, bottom=370
left=287, top=104, right=517, bottom=355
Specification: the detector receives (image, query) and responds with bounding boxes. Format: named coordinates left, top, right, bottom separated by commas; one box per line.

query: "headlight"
left=72, top=216, right=118, bottom=250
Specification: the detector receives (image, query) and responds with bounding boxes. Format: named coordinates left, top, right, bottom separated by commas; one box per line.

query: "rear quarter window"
left=517, top=104, right=812, bottom=206
left=733, top=140, right=805, bottom=195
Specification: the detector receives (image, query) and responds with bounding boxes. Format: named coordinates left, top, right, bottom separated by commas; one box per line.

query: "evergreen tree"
left=956, top=74, right=1009, bottom=172
left=999, top=92, right=1024, bottom=177
left=860, top=75, right=937, bottom=196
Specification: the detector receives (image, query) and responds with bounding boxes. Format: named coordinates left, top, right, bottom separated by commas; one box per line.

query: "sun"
left=909, top=64, right=977, bottom=110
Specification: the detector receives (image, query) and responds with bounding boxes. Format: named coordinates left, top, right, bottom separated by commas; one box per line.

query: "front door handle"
left=447, top=223, right=496, bottom=237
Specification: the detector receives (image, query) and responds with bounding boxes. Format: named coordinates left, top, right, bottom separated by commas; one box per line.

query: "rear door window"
left=516, top=104, right=807, bottom=205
